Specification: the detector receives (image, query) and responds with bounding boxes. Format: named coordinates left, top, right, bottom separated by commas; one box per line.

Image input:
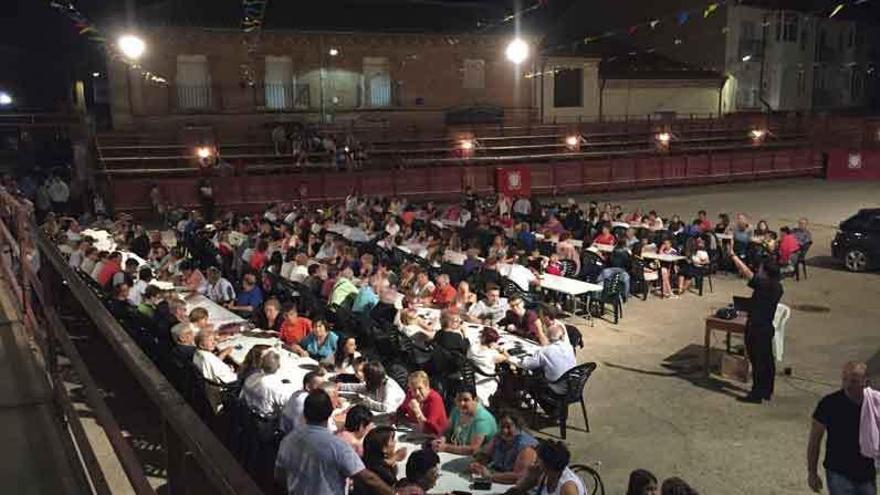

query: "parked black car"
left=832, top=208, right=880, bottom=272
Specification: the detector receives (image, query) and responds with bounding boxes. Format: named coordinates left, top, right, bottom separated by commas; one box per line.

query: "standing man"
left=729, top=246, right=783, bottom=403
left=275, top=389, right=394, bottom=495
left=807, top=362, right=875, bottom=495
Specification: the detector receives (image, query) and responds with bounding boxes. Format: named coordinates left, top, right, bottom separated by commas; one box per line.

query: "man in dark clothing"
left=807, top=362, right=875, bottom=495
left=730, top=249, right=783, bottom=403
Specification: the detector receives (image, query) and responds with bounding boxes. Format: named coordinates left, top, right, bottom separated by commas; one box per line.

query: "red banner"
left=496, top=166, right=532, bottom=198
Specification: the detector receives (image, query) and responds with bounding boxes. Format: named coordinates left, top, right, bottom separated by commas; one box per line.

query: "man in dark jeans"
left=807, top=362, right=875, bottom=495
left=729, top=248, right=783, bottom=403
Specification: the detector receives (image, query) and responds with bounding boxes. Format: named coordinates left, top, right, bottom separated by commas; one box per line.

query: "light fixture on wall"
left=328, top=47, right=340, bottom=57
left=118, top=34, right=146, bottom=60
left=505, top=38, right=529, bottom=64
left=196, top=146, right=214, bottom=159
left=655, top=132, right=672, bottom=151
left=742, top=54, right=753, bottom=62
left=750, top=129, right=767, bottom=144
left=0, top=92, right=12, bottom=106
left=565, top=135, right=582, bottom=151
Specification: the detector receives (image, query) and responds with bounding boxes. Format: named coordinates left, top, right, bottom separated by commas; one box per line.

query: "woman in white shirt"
left=338, top=361, right=405, bottom=415
left=398, top=309, right=436, bottom=345
left=466, top=327, right=510, bottom=405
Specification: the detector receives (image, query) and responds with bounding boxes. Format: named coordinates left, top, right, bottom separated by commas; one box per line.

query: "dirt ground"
left=550, top=178, right=880, bottom=494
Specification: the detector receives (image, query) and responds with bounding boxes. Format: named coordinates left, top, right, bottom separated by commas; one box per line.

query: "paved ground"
left=0, top=286, right=90, bottom=494
left=550, top=178, right=880, bottom=494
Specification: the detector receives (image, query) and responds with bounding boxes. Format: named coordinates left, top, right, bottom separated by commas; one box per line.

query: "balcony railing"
left=176, top=84, right=212, bottom=110
left=264, top=83, right=311, bottom=110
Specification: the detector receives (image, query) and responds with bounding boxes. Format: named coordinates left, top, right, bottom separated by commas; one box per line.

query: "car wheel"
left=844, top=249, right=869, bottom=272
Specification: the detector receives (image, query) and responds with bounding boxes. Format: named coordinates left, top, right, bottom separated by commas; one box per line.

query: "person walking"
left=807, top=362, right=875, bottom=495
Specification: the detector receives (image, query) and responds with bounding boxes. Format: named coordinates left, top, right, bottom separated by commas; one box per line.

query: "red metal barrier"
left=827, top=148, right=880, bottom=180
left=109, top=148, right=823, bottom=216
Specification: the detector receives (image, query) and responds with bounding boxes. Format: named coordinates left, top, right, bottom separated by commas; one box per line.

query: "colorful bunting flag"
left=676, top=11, right=690, bottom=25
left=829, top=3, right=844, bottom=17
left=704, top=3, right=718, bottom=18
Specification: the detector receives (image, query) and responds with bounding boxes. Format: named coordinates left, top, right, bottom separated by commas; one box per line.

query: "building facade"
left=108, top=27, right=537, bottom=135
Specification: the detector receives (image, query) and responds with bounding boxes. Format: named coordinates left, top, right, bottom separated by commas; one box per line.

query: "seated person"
left=330, top=336, right=362, bottom=375
left=431, top=387, right=498, bottom=456
left=397, top=371, right=448, bottom=435
left=398, top=308, right=437, bottom=345
left=279, top=303, right=313, bottom=346
left=544, top=253, right=563, bottom=276
left=520, top=322, right=576, bottom=406
left=497, top=296, right=544, bottom=343
left=230, top=273, right=263, bottom=315
left=335, top=404, right=373, bottom=457
left=467, top=327, right=511, bottom=404
left=410, top=271, right=435, bottom=302
left=677, top=237, right=710, bottom=295
left=429, top=274, right=457, bottom=308
left=192, top=329, right=237, bottom=385
left=170, top=322, right=197, bottom=363
left=431, top=311, right=470, bottom=375
left=593, top=224, right=616, bottom=246
left=251, top=297, right=283, bottom=332
left=329, top=267, right=359, bottom=306
left=338, top=361, right=406, bottom=414
left=395, top=448, right=441, bottom=495
left=505, top=440, right=587, bottom=495
left=240, top=350, right=295, bottom=419
left=188, top=307, right=212, bottom=333
left=777, top=226, right=801, bottom=266
left=469, top=411, right=538, bottom=485
left=292, top=319, right=338, bottom=361
left=352, top=426, right=406, bottom=495
left=466, top=284, right=509, bottom=326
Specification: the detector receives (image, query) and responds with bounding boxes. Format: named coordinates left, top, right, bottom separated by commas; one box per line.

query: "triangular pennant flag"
left=649, top=19, right=660, bottom=29
left=704, top=3, right=719, bottom=18
left=829, top=3, right=844, bottom=17
left=583, top=35, right=600, bottom=44
left=676, top=11, right=690, bottom=25
left=79, top=26, right=95, bottom=35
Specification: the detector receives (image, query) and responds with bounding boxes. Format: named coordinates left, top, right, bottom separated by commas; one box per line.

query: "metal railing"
left=0, top=191, right=262, bottom=495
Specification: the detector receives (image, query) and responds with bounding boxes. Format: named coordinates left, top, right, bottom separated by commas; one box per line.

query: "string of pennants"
left=47, top=0, right=168, bottom=85
left=536, top=0, right=874, bottom=76
left=242, top=0, right=270, bottom=33
left=476, top=1, right=545, bottom=32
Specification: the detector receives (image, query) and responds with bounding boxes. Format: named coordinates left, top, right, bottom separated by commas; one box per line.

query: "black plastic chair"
left=795, top=241, right=812, bottom=281
left=591, top=273, right=625, bottom=324
left=570, top=464, right=606, bottom=495
left=628, top=258, right=657, bottom=301
left=559, top=259, right=578, bottom=278
left=565, top=324, right=584, bottom=350
left=531, top=362, right=598, bottom=439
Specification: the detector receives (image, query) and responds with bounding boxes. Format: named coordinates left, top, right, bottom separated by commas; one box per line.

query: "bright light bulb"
left=742, top=55, right=752, bottom=62
left=0, top=92, right=11, bottom=106
left=118, top=35, right=146, bottom=60
left=565, top=135, right=579, bottom=147
left=196, top=147, right=213, bottom=159
left=460, top=140, right=474, bottom=151
left=505, top=38, right=529, bottom=64
left=750, top=129, right=766, bottom=140
left=656, top=132, right=671, bottom=144
left=328, top=48, right=339, bottom=57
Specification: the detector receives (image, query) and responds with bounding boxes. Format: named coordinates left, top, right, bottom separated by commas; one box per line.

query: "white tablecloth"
left=538, top=274, right=602, bottom=296
left=223, top=333, right=321, bottom=387
left=185, top=293, right=248, bottom=329
left=641, top=252, right=686, bottom=263
left=395, top=429, right=509, bottom=494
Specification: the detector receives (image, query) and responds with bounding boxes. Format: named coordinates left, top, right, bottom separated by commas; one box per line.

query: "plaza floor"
left=552, top=178, right=880, bottom=494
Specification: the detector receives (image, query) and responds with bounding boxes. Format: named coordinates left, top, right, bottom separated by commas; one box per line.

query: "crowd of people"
left=35, top=183, right=830, bottom=495
left=271, top=123, right=368, bottom=169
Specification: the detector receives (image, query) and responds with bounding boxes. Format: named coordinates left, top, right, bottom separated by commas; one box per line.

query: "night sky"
left=1, top=0, right=877, bottom=109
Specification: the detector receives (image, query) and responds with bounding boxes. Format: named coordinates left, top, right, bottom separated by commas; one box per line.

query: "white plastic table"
left=395, top=429, right=510, bottom=494
left=184, top=292, right=248, bottom=329
left=222, top=332, right=321, bottom=387
left=538, top=274, right=602, bottom=296
left=641, top=252, right=686, bottom=263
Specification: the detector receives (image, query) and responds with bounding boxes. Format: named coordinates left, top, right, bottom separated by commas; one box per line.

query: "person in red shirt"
left=249, top=239, right=269, bottom=272
left=430, top=274, right=457, bottom=308
left=593, top=224, right=616, bottom=246
left=278, top=303, right=312, bottom=346
left=544, top=253, right=563, bottom=276
left=397, top=370, right=448, bottom=436
left=697, top=209, right=713, bottom=233
left=778, top=226, right=801, bottom=265
left=97, top=252, right=123, bottom=288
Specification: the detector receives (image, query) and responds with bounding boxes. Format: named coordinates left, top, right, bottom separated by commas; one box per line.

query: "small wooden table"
left=704, top=311, right=748, bottom=376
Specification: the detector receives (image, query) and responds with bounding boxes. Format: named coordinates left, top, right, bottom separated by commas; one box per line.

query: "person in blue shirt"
left=293, top=320, right=339, bottom=361
left=515, top=223, right=536, bottom=253
left=351, top=277, right=381, bottom=314
left=230, top=273, right=263, bottom=314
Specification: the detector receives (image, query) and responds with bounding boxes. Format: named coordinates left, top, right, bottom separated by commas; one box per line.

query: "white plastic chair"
left=773, top=303, right=791, bottom=363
